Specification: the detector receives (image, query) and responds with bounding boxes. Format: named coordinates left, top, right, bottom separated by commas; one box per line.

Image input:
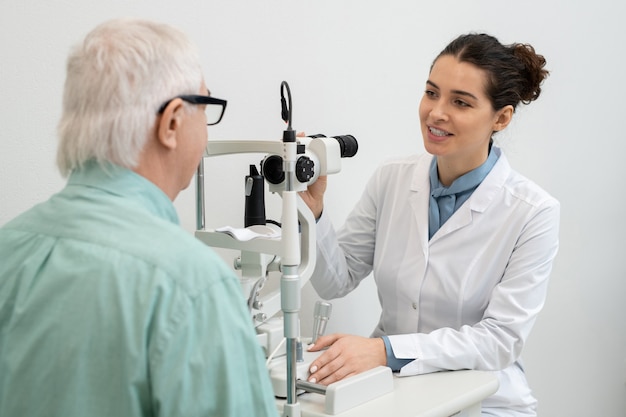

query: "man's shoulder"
left=1, top=192, right=237, bottom=293
left=102, top=215, right=236, bottom=291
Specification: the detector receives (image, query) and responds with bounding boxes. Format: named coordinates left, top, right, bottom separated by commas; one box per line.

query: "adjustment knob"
left=295, top=156, right=315, bottom=183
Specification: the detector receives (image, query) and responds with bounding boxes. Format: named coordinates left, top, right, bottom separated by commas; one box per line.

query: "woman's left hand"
left=306, top=333, right=387, bottom=385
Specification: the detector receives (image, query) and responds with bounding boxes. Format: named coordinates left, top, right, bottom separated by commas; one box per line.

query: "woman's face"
left=419, top=55, right=511, bottom=179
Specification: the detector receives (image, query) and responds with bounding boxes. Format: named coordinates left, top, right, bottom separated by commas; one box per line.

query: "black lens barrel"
left=331, top=135, right=358, bottom=158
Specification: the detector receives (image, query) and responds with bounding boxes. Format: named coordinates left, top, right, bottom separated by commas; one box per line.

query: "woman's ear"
left=493, top=105, right=514, bottom=132
left=156, top=98, right=185, bottom=150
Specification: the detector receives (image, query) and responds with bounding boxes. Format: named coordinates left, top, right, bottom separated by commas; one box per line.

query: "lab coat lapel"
left=409, top=154, right=432, bottom=251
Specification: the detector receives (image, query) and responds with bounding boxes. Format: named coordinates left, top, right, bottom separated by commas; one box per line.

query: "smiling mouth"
left=429, top=127, right=451, bottom=137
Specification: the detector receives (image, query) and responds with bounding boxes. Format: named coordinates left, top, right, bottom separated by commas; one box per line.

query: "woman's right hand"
left=299, top=175, right=327, bottom=219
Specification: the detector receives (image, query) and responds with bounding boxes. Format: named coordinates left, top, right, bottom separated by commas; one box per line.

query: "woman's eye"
left=424, top=90, right=437, bottom=98
left=454, top=99, right=470, bottom=107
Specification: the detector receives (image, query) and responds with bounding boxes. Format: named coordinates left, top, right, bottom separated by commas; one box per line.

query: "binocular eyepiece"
left=260, top=134, right=358, bottom=185
left=307, top=134, right=358, bottom=158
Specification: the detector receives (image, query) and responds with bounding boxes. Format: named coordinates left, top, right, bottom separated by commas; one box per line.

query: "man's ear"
left=493, top=105, right=514, bottom=132
left=157, top=98, right=185, bottom=150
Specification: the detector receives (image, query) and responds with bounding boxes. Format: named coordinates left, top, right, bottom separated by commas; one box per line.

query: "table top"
left=276, top=370, right=499, bottom=417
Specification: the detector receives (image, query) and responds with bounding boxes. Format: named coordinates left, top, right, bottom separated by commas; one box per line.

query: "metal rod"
left=295, top=380, right=327, bottom=395
left=195, top=159, right=205, bottom=230
left=286, top=337, right=297, bottom=403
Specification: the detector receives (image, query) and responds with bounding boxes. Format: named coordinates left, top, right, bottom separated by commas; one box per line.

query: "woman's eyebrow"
left=426, top=80, right=478, bottom=100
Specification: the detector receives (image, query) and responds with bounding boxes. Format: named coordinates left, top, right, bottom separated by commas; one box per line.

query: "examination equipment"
left=194, top=81, right=392, bottom=416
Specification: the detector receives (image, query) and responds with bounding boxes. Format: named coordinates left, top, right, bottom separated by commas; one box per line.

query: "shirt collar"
left=67, top=160, right=180, bottom=225
left=429, top=144, right=500, bottom=197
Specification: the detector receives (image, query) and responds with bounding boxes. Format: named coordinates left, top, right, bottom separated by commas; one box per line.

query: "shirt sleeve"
left=381, top=336, right=413, bottom=371
left=148, top=269, right=279, bottom=417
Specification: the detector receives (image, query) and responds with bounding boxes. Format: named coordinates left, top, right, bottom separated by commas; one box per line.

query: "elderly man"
left=0, top=18, right=278, bottom=417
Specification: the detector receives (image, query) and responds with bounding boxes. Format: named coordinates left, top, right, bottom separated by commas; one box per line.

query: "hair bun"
left=512, top=43, right=549, bottom=104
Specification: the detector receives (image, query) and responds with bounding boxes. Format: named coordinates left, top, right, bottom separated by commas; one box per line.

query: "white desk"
left=276, top=370, right=499, bottom=417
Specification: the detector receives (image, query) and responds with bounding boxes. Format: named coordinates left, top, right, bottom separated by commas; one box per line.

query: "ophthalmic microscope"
left=194, top=82, right=392, bottom=416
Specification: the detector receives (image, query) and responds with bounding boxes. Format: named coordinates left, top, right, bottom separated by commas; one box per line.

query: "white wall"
left=1, top=1, right=625, bottom=415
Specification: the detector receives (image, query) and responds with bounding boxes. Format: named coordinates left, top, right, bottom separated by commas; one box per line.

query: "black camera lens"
left=261, top=154, right=284, bottom=184
left=332, top=135, right=358, bottom=158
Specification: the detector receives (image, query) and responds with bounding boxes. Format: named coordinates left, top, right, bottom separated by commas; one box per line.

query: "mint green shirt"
left=0, top=161, right=279, bottom=417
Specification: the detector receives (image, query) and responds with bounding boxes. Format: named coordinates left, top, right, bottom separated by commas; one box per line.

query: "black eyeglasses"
left=157, top=95, right=227, bottom=125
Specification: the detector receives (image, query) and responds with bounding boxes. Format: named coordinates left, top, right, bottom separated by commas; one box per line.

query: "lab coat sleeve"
left=310, top=171, right=379, bottom=299
left=391, top=199, right=560, bottom=376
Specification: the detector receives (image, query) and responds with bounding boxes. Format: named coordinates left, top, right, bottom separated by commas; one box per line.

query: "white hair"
left=57, top=18, right=203, bottom=176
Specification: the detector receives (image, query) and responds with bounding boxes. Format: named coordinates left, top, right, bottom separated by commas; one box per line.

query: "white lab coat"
left=311, top=147, right=560, bottom=414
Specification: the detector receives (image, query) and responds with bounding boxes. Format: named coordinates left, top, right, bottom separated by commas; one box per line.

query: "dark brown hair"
left=434, top=33, right=549, bottom=111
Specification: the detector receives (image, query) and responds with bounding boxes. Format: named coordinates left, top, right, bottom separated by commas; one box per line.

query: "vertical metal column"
left=280, top=137, right=302, bottom=417
left=195, top=159, right=205, bottom=231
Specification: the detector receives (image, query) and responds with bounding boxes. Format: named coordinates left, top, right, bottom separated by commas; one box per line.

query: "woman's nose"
left=429, top=101, right=448, bottom=121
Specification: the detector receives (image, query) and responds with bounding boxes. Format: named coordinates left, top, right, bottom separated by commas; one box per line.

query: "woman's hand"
left=306, top=333, right=387, bottom=385
left=299, top=175, right=327, bottom=219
